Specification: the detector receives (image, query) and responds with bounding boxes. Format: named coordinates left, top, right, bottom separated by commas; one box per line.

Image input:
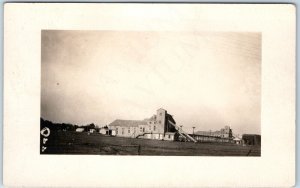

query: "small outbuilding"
left=110, top=129, right=116, bottom=136
left=242, top=134, right=261, bottom=146
left=233, top=137, right=242, bottom=145
left=76, top=128, right=84, bottom=132
left=99, top=127, right=109, bottom=135
left=99, top=127, right=116, bottom=136
left=164, top=132, right=176, bottom=141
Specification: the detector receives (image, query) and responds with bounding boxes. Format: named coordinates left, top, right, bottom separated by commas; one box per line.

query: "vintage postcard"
left=4, top=3, right=295, bottom=187
left=40, top=31, right=261, bottom=156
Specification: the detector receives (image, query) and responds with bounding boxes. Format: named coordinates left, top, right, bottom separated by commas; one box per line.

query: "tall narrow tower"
left=156, top=108, right=166, bottom=134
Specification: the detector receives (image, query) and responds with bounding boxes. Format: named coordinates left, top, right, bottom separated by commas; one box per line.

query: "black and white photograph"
left=41, top=31, right=261, bottom=156
left=4, top=3, right=295, bottom=187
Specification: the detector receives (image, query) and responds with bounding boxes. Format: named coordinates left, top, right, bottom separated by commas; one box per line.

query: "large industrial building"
left=109, top=108, right=196, bottom=142
left=108, top=108, right=259, bottom=145
left=109, top=108, right=177, bottom=141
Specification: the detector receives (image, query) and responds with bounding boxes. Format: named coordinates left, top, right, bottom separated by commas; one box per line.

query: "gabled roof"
left=109, top=119, right=148, bottom=127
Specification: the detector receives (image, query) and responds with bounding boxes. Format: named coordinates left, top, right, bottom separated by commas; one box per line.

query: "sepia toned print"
left=4, top=4, right=295, bottom=187
left=41, top=31, right=261, bottom=156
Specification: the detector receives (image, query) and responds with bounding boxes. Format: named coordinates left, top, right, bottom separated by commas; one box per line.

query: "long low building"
left=195, top=126, right=233, bottom=138
left=191, top=134, right=234, bottom=143
left=108, top=108, right=178, bottom=141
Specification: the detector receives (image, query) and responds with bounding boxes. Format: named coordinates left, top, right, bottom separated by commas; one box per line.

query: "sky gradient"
left=41, top=31, right=261, bottom=135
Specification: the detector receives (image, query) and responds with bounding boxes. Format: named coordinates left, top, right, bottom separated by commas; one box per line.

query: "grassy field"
left=41, top=131, right=260, bottom=156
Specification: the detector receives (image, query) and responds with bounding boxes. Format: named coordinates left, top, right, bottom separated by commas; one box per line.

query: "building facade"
left=195, top=126, right=233, bottom=138
left=108, top=108, right=177, bottom=141
left=191, top=126, right=234, bottom=143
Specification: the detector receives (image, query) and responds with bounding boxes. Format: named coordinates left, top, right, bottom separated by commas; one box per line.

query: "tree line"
left=40, top=118, right=107, bottom=132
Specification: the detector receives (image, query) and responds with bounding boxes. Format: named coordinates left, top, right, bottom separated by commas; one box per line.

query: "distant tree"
left=40, top=118, right=102, bottom=133
left=73, top=125, right=79, bottom=131
left=95, top=125, right=100, bottom=132
left=89, top=123, right=96, bottom=129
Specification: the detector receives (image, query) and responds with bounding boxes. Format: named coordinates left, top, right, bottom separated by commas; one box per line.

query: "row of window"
left=116, top=125, right=157, bottom=135
left=149, top=120, right=162, bottom=124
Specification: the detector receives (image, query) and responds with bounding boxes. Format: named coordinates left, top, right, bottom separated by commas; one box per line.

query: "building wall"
left=164, top=133, right=175, bottom=141
left=136, top=109, right=167, bottom=135
left=142, top=133, right=161, bottom=140
left=193, top=135, right=233, bottom=143
left=138, top=133, right=175, bottom=141
left=114, top=126, right=139, bottom=138
left=156, top=108, right=166, bottom=134
left=242, top=134, right=261, bottom=146
left=196, top=126, right=233, bottom=138
left=111, top=130, right=116, bottom=136
left=99, top=129, right=107, bottom=134
left=109, top=108, right=176, bottom=140
left=146, top=120, right=159, bottom=134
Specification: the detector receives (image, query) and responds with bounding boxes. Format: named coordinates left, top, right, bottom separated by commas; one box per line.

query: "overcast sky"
left=41, top=31, right=261, bottom=135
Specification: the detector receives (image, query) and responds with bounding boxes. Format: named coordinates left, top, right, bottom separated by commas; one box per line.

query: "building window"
left=158, top=120, right=161, bottom=124
left=143, top=128, right=145, bottom=132
left=168, top=135, right=171, bottom=138
left=128, top=129, right=130, bottom=133
left=140, top=127, right=143, bottom=132
left=116, top=128, right=118, bottom=134
left=160, top=113, right=162, bottom=116
left=149, top=126, right=151, bottom=131
left=154, top=126, right=156, bottom=131
left=149, top=122, right=152, bottom=124
left=122, top=128, right=124, bottom=135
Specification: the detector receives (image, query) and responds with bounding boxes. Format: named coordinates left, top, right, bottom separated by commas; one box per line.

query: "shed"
left=233, top=137, right=242, bottom=145
left=99, top=127, right=108, bottom=135
left=76, top=128, right=84, bottom=132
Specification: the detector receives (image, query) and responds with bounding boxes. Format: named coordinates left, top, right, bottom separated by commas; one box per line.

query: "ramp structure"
left=168, top=120, right=197, bottom=143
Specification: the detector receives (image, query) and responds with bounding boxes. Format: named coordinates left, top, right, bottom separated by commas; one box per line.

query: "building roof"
left=109, top=119, right=148, bottom=127
left=195, top=131, right=213, bottom=135
left=195, top=130, right=223, bottom=135
left=144, top=115, right=156, bottom=121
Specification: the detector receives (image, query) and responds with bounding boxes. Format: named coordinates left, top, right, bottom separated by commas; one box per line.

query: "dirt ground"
left=41, top=131, right=261, bottom=156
